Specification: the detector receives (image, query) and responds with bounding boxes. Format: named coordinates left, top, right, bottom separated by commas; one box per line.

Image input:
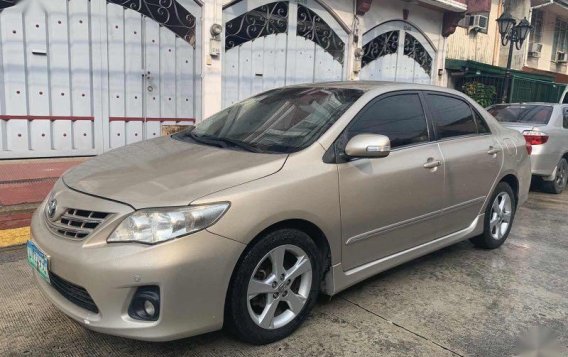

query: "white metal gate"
left=222, top=0, right=349, bottom=108
left=360, top=20, right=436, bottom=85
left=0, top=0, right=201, bottom=159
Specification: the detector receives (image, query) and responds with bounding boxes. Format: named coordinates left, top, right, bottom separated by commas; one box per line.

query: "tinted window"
left=346, top=94, right=429, bottom=148
left=487, top=104, right=553, bottom=125
left=474, top=110, right=491, bottom=134
left=175, top=87, right=363, bottom=154
left=426, top=95, right=477, bottom=139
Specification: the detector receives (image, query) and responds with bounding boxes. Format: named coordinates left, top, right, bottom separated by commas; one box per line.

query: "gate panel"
left=25, top=4, right=50, bottom=152
left=1, top=5, right=28, bottom=152
left=48, top=0, right=73, bottom=152
left=0, top=0, right=201, bottom=158
left=360, top=21, right=435, bottom=84
left=222, top=0, right=348, bottom=108
left=124, top=9, right=143, bottom=145
left=108, top=3, right=127, bottom=148
left=69, top=0, right=95, bottom=152
left=143, top=17, right=161, bottom=139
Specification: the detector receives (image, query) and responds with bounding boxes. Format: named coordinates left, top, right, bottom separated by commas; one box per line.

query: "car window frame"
left=422, top=91, right=488, bottom=142
left=562, top=106, right=568, bottom=129
left=323, top=90, right=434, bottom=164
left=343, top=91, right=434, bottom=151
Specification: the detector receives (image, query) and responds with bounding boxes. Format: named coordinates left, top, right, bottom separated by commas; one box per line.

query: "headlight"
left=107, top=203, right=230, bottom=244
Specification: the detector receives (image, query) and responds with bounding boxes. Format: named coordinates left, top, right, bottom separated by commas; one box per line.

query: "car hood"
left=63, top=136, right=287, bottom=209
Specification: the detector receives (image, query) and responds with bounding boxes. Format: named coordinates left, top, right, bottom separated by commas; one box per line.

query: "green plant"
left=462, top=81, right=497, bottom=108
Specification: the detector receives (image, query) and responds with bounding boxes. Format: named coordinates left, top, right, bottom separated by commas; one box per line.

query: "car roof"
left=290, top=81, right=460, bottom=94
left=491, top=102, right=561, bottom=106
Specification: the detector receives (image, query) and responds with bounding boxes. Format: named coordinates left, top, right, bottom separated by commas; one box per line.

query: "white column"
left=201, top=0, right=223, bottom=120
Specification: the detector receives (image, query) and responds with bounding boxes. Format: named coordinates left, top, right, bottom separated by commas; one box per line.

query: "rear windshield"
left=487, top=105, right=553, bottom=125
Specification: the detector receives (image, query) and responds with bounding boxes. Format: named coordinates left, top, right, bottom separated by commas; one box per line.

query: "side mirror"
left=345, top=134, right=391, bottom=159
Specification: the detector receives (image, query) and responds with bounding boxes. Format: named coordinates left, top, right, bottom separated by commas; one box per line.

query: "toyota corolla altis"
left=28, top=82, right=530, bottom=344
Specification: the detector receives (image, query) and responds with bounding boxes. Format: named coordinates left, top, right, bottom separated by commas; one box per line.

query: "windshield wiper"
left=187, top=132, right=224, bottom=148
left=212, top=137, right=263, bottom=153
left=189, top=132, right=262, bottom=153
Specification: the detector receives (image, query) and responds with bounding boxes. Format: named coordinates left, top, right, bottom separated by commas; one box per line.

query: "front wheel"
left=541, top=158, right=568, bottom=194
left=225, top=229, right=322, bottom=345
left=470, top=182, right=516, bottom=249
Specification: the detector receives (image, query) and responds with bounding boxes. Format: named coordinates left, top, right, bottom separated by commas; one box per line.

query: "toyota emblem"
left=47, top=198, right=57, bottom=219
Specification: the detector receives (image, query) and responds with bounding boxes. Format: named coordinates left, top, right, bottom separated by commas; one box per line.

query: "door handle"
left=487, top=146, right=501, bottom=155
left=423, top=159, right=442, bottom=169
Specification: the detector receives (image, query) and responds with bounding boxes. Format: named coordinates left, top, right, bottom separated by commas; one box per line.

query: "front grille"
left=49, top=272, right=99, bottom=313
left=46, top=209, right=110, bottom=239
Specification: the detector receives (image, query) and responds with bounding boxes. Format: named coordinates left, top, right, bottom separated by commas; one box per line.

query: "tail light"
left=523, top=130, right=549, bottom=145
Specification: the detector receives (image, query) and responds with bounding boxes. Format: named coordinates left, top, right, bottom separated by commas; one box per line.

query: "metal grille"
left=49, top=272, right=99, bottom=314
left=47, top=209, right=110, bottom=239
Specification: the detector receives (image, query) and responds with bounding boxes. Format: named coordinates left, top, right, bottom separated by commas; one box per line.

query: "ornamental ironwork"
left=109, top=0, right=197, bottom=47
left=403, top=33, right=432, bottom=76
left=297, top=4, right=344, bottom=65
left=225, top=1, right=289, bottom=51
left=0, top=0, right=19, bottom=10
left=361, top=31, right=399, bottom=68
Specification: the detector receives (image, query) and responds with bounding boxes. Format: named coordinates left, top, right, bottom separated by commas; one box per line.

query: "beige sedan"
left=28, top=82, right=531, bottom=344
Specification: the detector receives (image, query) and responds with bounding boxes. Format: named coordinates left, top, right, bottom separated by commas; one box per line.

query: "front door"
left=423, top=93, right=503, bottom=236
left=338, top=92, right=445, bottom=271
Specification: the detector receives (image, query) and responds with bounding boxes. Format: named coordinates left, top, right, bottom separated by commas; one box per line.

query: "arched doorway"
left=222, top=0, right=349, bottom=107
left=360, top=20, right=436, bottom=84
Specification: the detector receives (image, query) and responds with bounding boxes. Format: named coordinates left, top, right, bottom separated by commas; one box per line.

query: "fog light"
left=144, top=300, right=156, bottom=317
left=128, top=286, right=160, bottom=321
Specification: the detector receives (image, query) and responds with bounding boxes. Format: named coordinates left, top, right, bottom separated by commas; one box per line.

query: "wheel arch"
left=499, top=173, right=519, bottom=203
left=223, top=218, right=333, bottom=326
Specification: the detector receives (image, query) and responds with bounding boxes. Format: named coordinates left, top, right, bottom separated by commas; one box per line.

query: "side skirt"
left=322, top=214, right=485, bottom=296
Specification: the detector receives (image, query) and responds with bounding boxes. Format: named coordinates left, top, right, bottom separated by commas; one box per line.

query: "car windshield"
left=488, top=104, right=553, bottom=125
left=174, top=87, right=363, bottom=154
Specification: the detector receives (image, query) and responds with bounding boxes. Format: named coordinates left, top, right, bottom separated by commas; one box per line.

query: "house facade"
left=445, top=0, right=568, bottom=105
left=0, top=0, right=466, bottom=159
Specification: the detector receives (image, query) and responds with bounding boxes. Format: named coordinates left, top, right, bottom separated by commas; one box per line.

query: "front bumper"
left=30, top=186, right=245, bottom=341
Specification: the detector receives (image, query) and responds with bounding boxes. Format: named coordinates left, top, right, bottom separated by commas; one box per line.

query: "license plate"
left=27, top=240, right=50, bottom=284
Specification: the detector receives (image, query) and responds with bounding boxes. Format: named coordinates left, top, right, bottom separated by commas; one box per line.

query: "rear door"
left=424, top=93, right=503, bottom=236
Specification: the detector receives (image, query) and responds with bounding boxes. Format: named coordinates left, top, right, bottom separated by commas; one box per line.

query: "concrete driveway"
left=1, top=191, right=567, bottom=356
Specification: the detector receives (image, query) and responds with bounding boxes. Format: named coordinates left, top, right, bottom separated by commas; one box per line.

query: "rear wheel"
left=470, top=182, right=516, bottom=249
left=541, top=158, right=568, bottom=194
left=225, top=229, right=322, bottom=345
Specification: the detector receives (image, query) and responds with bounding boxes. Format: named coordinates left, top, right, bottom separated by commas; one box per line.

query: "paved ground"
left=0, top=190, right=567, bottom=356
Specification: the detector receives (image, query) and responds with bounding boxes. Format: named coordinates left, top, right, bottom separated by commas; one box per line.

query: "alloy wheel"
left=489, top=192, right=513, bottom=240
left=246, top=244, right=313, bottom=330
left=556, top=160, right=568, bottom=189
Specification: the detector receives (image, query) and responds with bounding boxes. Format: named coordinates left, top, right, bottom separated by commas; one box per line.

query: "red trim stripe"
left=0, top=115, right=94, bottom=121
left=0, top=115, right=195, bottom=123
left=109, top=117, right=195, bottom=123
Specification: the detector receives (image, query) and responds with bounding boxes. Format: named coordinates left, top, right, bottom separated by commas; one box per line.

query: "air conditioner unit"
left=468, top=14, right=489, bottom=33
left=557, top=51, right=568, bottom=63
left=528, top=43, right=543, bottom=58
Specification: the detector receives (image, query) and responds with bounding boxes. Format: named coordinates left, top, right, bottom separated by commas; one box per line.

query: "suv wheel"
left=470, top=182, right=516, bottom=249
left=541, top=158, right=568, bottom=194
left=225, top=229, right=322, bottom=345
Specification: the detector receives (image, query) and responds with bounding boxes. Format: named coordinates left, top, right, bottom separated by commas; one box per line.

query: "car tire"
left=225, top=228, right=322, bottom=345
left=541, top=158, right=568, bottom=194
left=470, top=182, right=517, bottom=249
